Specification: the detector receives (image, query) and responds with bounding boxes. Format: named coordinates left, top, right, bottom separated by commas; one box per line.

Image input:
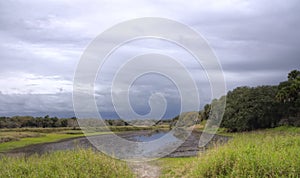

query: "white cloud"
left=0, top=72, right=72, bottom=94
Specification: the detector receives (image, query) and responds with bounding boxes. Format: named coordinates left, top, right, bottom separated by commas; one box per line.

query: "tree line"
left=0, top=115, right=78, bottom=128
left=199, top=70, right=300, bottom=132
left=0, top=116, right=168, bottom=129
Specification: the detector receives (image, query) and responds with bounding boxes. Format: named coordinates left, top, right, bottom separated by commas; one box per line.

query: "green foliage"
left=106, top=119, right=129, bottom=126
left=0, top=116, right=79, bottom=128
left=0, top=149, right=134, bottom=178
left=276, top=69, right=300, bottom=104
left=0, top=116, right=172, bottom=130
left=0, top=127, right=80, bottom=133
left=268, top=125, right=300, bottom=133
left=276, top=69, right=300, bottom=120
left=198, top=70, right=300, bottom=132
left=200, top=104, right=211, bottom=121
left=221, top=86, right=281, bottom=131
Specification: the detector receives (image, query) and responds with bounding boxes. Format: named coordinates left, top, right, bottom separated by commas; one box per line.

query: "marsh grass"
left=0, top=133, right=85, bottom=152
left=192, top=132, right=300, bottom=177
left=158, top=157, right=195, bottom=178
left=0, top=149, right=134, bottom=178
left=159, top=127, right=300, bottom=178
left=0, top=132, right=44, bottom=143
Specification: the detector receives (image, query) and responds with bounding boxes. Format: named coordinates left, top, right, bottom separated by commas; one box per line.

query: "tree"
left=276, top=69, right=300, bottom=125
left=277, top=70, right=300, bottom=103
left=220, top=86, right=280, bottom=131
left=288, top=70, right=300, bottom=81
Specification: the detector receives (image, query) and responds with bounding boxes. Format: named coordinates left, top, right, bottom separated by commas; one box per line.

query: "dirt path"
left=129, top=161, right=160, bottom=178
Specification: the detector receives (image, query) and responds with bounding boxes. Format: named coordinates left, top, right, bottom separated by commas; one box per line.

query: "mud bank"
left=3, top=130, right=230, bottom=158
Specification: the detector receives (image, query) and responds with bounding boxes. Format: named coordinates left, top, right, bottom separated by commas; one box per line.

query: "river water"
left=4, top=130, right=230, bottom=158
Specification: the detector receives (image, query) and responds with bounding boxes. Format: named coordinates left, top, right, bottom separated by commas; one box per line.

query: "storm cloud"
left=0, top=0, right=299, bottom=118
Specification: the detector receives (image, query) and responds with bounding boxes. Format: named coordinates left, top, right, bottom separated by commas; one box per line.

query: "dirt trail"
left=129, top=161, right=160, bottom=178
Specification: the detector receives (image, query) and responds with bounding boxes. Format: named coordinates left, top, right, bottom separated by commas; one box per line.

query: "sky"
left=0, top=0, right=299, bottom=118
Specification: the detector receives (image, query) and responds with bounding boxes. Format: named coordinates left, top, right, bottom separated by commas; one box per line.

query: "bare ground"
left=129, top=162, right=160, bottom=178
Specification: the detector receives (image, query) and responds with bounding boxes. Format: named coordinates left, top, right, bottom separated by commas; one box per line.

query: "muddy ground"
left=2, top=130, right=230, bottom=158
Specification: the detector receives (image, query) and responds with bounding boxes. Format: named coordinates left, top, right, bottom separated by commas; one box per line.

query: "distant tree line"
left=0, top=115, right=78, bottom=128
left=0, top=116, right=169, bottom=129
left=199, top=70, right=300, bottom=132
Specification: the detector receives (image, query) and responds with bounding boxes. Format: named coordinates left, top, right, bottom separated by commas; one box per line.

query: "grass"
left=266, top=125, right=300, bottom=133
left=0, top=130, right=112, bottom=152
left=0, top=149, right=134, bottom=178
left=159, top=126, right=300, bottom=177
left=2, top=126, right=299, bottom=177
left=0, top=133, right=85, bottom=152
left=157, top=157, right=195, bottom=178
left=0, top=125, right=169, bottom=152
left=0, top=127, right=80, bottom=133
left=0, top=132, right=44, bottom=143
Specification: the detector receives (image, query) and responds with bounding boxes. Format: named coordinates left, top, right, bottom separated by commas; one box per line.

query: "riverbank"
left=158, top=127, right=300, bottom=177
left=0, top=125, right=169, bottom=152
left=2, top=130, right=230, bottom=158
left=0, top=126, right=299, bottom=177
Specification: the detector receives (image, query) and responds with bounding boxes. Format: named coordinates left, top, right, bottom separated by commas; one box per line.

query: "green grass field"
left=1, top=126, right=299, bottom=177
left=0, top=132, right=44, bottom=143
left=0, top=128, right=113, bottom=152
left=159, top=126, right=300, bottom=177
left=0, top=149, right=134, bottom=178
left=0, top=133, right=86, bottom=152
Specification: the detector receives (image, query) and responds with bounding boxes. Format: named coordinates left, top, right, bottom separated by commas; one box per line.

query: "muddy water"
left=4, top=130, right=230, bottom=158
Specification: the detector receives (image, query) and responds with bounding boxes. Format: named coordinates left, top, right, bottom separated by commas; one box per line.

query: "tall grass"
left=0, top=149, right=134, bottom=178
left=0, top=132, right=44, bottom=143
left=191, top=131, right=300, bottom=177
left=159, top=127, right=300, bottom=177
left=158, top=157, right=195, bottom=178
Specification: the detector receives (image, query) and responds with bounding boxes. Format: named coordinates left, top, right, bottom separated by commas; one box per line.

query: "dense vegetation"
left=192, top=132, right=300, bottom=177
left=199, top=70, right=300, bottom=132
left=0, top=149, right=134, bottom=178
left=160, top=127, right=300, bottom=177
left=0, top=115, right=169, bottom=129
left=0, top=116, right=78, bottom=128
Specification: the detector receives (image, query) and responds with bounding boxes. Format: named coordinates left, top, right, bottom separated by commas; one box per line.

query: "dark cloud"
left=0, top=0, right=299, bottom=118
